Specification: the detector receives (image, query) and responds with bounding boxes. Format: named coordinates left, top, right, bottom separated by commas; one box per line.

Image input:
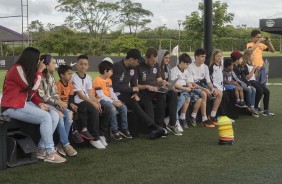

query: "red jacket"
left=1, top=64, right=43, bottom=108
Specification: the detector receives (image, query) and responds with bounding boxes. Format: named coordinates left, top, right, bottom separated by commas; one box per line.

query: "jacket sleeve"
left=37, top=76, right=60, bottom=104
left=30, top=93, right=43, bottom=106
left=111, top=64, right=133, bottom=93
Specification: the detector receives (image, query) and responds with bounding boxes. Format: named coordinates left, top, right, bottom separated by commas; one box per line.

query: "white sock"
left=202, top=116, right=208, bottom=121
left=211, top=111, right=217, bottom=117
left=180, top=113, right=186, bottom=120
left=191, top=113, right=197, bottom=119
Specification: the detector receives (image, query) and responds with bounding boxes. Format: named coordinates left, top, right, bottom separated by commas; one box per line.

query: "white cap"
left=103, top=57, right=114, bottom=64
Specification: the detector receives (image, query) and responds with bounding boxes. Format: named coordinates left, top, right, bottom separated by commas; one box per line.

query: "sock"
left=191, top=113, right=197, bottom=119
left=240, top=100, right=244, bottom=102
left=202, top=116, right=208, bottom=122
left=179, top=113, right=186, bottom=120
left=211, top=111, right=217, bottom=117
left=81, top=128, right=87, bottom=132
left=236, top=99, right=240, bottom=103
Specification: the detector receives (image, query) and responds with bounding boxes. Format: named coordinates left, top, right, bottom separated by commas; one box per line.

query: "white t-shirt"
left=188, top=62, right=211, bottom=83
left=246, top=64, right=256, bottom=81
left=210, top=64, right=224, bottom=91
left=171, top=65, right=192, bottom=86
left=71, top=72, right=93, bottom=104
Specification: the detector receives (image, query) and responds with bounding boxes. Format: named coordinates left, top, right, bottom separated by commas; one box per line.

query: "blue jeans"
left=99, top=100, right=128, bottom=132
left=49, top=105, right=71, bottom=147
left=176, top=93, right=187, bottom=120
left=3, top=101, right=59, bottom=154
left=242, top=85, right=256, bottom=106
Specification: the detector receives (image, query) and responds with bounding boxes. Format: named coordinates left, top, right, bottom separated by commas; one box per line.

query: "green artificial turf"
left=0, top=74, right=282, bottom=184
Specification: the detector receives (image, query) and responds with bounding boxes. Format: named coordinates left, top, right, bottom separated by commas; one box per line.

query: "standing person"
left=230, top=51, right=259, bottom=117
left=158, top=50, right=182, bottom=135
left=93, top=60, right=133, bottom=140
left=247, top=30, right=275, bottom=85
left=188, top=48, right=223, bottom=127
left=38, top=54, right=77, bottom=157
left=56, top=65, right=84, bottom=144
left=71, top=55, right=108, bottom=149
left=171, top=53, right=202, bottom=128
left=242, top=49, right=274, bottom=116
left=111, top=49, right=166, bottom=139
left=137, top=48, right=170, bottom=135
left=1, top=47, right=66, bottom=163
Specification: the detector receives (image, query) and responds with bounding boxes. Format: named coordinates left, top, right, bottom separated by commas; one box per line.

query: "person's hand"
left=112, top=101, right=123, bottom=107
left=259, top=37, right=265, bottom=43
left=57, top=100, right=68, bottom=110
left=147, top=85, right=158, bottom=91
left=132, top=87, right=139, bottom=92
left=173, top=89, right=180, bottom=93
left=203, top=88, right=212, bottom=96
left=184, top=87, right=192, bottom=92
left=162, top=80, right=170, bottom=87
left=131, top=94, right=140, bottom=101
left=37, top=60, right=46, bottom=72
left=70, top=103, right=78, bottom=112
left=38, top=103, right=50, bottom=111
left=92, top=101, right=102, bottom=113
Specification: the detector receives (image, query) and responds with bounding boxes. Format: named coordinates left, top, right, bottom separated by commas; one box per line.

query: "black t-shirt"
left=136, top=61, right=161, bottom=87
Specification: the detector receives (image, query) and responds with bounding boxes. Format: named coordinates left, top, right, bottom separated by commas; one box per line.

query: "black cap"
left=126, top=49, right=143, bottom=61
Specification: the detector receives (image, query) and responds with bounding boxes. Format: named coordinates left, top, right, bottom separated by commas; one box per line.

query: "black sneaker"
left=112, top=131, right=123, bottom=141
left=209, top=116, right=218, bottom=126
left=72, top=131, right=84, bottom=143
left=240, top=101, right=247, bottom=108
left=179, top=119, right=189, bottom=129
left=148, top=128, right=165, bottom=140
left=80, top=130, right=94, bottom=140
left=202, top=119, right=215, bottom=128
left=119, top=129, right=133, bottom=139
left=235, top=101, right=243, bottom=108
left=189, top=116, right=197, bottom=127
left=161, top=128, right=170, bottom=138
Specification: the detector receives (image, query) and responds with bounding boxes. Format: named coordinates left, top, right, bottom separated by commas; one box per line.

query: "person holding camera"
left=247, top=30, right=275, bottom=86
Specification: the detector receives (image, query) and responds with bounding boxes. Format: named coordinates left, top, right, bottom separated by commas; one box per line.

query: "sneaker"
left=248, top=107, right=259, bottom=115
left=240, top=101, right=248, bottom=108
left=100, top=136, right=108, bottom=147
left=36, top=148, right=46, bottom=160
left=64, top=145, right=77, bottom=157
left=119, top=129, right=133, bottom=139
left=72, top=131, right=84, bottom=143
left=148, top=128, right=165, bottom=140
left=235, top=101, right=243, bottom=108
left=189, top=116, right=197, bottom=127
left=80, top=130, right=94, bottom=140
left=209, top=116, right=218, bottom=126
left=56, top=143, right=66, bottom=156
left=262, top=110, right=275, bottom=116
left=111, top=131, right=123, bottom=141
left=164, top=116, right=170, bottom=126
left=175, top=120, right=184, bottom=132
left=179, top=119, right=189, bottom=129
left=203, top=119, right=215, bottom=128
left=167, top=124, right=182, bottom=136
left=161, top=128, right=170, bottom=137
left=90, top=140, right=106, bottom=149
left=44, top=150, right=67, bottom=163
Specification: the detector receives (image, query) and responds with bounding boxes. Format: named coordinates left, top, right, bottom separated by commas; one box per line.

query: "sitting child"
left=93, top=60, right=132, bottom=140
left=223, top=59, right=247, bottom=108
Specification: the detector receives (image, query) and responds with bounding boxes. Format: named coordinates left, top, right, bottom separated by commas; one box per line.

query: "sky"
left=0, top=0, right=282, bottom=33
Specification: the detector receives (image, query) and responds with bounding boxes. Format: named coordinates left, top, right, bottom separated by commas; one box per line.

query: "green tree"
left=109, top=35, right=146, bottom=55
left=119, top=0, right=153, bottom=35
left=56, top=0, right=120, bottom=38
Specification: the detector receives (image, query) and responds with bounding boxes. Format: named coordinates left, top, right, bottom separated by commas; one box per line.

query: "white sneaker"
left=90, top=140, right=106, bottom=149
left=176, top=120, right=184, bottom=133
left=164, top=117, right=170, bottom=126
left=100, top=136, right=108, bottom=147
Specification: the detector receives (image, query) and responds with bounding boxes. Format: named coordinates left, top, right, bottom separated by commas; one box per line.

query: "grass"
left=0, top=74, right=282, bottom=183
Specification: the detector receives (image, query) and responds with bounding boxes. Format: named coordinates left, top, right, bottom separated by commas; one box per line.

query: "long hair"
left=209, top=49, right=222, bottom=67
left=242, top=49, right=253, bottom=66
left=15, top=47, right=40, bottom=90
left=160, top=51, right=170, bottom=80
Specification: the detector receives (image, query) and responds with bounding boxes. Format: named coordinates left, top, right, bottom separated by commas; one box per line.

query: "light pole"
left=177, top=20, right=182, bottom=53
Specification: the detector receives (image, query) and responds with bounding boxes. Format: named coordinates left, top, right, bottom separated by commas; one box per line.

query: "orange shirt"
left=56, top=80, right=74, bottom=103
left=93, top=76, right=112, bottom=97
left=247, top=42, right=267, bottom=67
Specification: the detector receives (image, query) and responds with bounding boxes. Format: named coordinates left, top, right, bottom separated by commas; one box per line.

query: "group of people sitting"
left=0, top=30, right=274, bottom=164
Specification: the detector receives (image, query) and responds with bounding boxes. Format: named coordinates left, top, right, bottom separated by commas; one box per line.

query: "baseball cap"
left=230, top=51, right=243, bottom=62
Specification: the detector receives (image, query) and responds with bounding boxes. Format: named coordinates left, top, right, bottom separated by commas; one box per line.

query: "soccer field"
left=0, top=71, right=282, bottom=184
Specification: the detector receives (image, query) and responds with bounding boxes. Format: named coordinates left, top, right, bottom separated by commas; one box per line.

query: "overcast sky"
left=0, top=0, right=282, bottom=33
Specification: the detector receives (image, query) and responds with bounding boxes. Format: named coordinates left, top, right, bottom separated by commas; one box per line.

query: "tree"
left=183, top=1, right=234, bottom=41
left=119, top=0, right=153, bottom=35
left=56, top=0, right=120, bottom=38
left=109, top=35, right=146, bottom=55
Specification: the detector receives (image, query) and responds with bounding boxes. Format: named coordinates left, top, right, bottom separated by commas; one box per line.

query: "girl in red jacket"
left=1, top=47, right=66, bottom=163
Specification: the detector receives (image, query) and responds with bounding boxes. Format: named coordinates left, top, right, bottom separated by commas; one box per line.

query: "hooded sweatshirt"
left=158, top=49, right=171, bottom=82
